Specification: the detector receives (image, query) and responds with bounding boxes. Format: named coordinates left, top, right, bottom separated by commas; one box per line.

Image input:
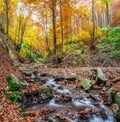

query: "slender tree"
left=44, top=3, right=51, bottom=54
left=91, top=0, right=95, bottom=49
left=51, top=0, right=58, bottom=66
left=60, top=0, right=64, bottom=52
left=5, top=0, right=9, bottom=50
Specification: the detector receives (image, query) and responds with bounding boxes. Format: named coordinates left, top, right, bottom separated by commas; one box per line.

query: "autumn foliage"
left=0, top=0, right=119, bottom=61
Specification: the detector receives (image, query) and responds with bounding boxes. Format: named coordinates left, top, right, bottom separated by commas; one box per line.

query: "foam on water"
left=90, top=115, right=116, bottom=122
left=48, top=99, right=63, bottom=107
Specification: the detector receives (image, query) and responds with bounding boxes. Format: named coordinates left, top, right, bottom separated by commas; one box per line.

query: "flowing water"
left=24, top=76, right=116, bottom=122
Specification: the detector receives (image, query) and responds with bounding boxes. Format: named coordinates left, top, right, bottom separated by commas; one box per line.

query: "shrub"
left=4, top=91, right=24, bottom=104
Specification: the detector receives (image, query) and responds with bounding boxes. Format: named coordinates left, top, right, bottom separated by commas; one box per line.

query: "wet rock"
left=52, top=70, right=67, bottom=77
left=93, top=85, right=102, bottom=90
left=115, top=108, right=120, bottom=120
left=6, top=73, right=27, bottom=91
left=25, top=90, right=39, bottom=97
left=115, top=93, right=120, bottom=106
left=99, top=107, right=108, bottom=119
left=111, top=103, right=119, bottom=115
left=89, top=94, right=100, bottom=101
left=96, top=68, right=107, bottom=85
left=55, top=94, right=72, bottom=103
left=39, top=77, right=48, bottom=84
left=65, top=73, right=78, bottom=81
left=39, top=87, right=53, bottom=102
left=35, top=119, right=46, bottom=122
left=23, top=90, right=39, bottom=107
left=112, top=77, right=120, bottom=83
left=23, top=71, right=32, bottom=76
left=81, top=79, right=95, bottom=91
left=54, top=77, right=65, bottom=82
left=40, top=73, right=49, bottom=77
left=107, top=88, right=116, bottom=104
left=107, top=93, right=113, bottom=105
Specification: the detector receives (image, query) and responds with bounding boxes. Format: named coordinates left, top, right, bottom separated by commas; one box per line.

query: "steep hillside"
left=0, top=44, right=26, bottom=121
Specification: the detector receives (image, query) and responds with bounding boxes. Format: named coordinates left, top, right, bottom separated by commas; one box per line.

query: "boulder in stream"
left=115, top=108, right=120, bottom=120
left=6, top=73, right=27, bottom=91
left=39, top=87, right=53, bottom=102
left=115, top=92, right=120, bottom=106
left=107, top=87, right=116, bottom=104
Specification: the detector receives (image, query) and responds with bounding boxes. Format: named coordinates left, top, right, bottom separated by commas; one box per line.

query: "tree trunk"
left=91, top=0, right=95, bottom=50
left=17, top=16, right=22, bottom=51
left=60, top=0, right=64, bottom=53
left=70, top=17, right=72, bottom=43
left=106, top=2, right=109, bottom=27
left=19, top=18, right=27, bottom=51
left=52, top=0, right=58, bottom=66
left=44, top=5, right=51, bottom=54
left=5, top=0, right=9, bottom=51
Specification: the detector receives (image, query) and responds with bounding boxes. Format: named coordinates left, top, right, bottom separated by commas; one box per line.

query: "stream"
left=23, top=73, right=116, bottom=122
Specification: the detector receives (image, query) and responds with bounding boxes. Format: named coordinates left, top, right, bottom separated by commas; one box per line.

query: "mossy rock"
left=6, top=73, right=27, bottom=91
left=115, top=108, right=120, bottom=120
left=115, top=93, right=120, bottom=106
left=39, top=87, right=53, bottom=100
left=107, top=87, right=116, bottom=104
left=81, top=79, right=95, bottom=91
left=96, top=68, right=107, bottom=84
left=9, top=49, right=15, bottom=59
left=108, top=87, right=116, bottom=94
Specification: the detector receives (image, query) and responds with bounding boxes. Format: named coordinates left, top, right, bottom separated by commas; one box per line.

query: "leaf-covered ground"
left=0, top=43, right=120, bottom=122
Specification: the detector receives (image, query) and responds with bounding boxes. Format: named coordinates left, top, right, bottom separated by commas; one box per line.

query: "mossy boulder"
left=81, top=79, right=95, bottom=91
left=116, top=108, right=120, bottom=120
left=107, top=88, right=117, bottom=104
left=112, top=92, right=120, bottom=120
left=6, top=73, right=27, bottom=91
left=39, top=87, right=53, bottom=100
left=115, top=93, right=120, bottom=106
left=96, top=68, right=107, bottom=84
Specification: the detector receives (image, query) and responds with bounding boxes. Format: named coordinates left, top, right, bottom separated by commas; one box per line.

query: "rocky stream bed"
left=5, top=67, right=120, bottom=122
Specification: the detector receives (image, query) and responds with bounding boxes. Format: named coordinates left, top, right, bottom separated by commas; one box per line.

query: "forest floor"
left=0, top=42, right=120, bottom=122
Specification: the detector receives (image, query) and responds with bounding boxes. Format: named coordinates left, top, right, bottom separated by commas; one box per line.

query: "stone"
left=112, top=77, right=120, bottom=83
left=81, top=79, right=95, bottom=91
left=115, top=108, right=120, bottom=120
left=115, top=93, right=120, bottom=106
left=65, top=73, right=78, bottom=81
left=96, top=68, right=107, bottom=84
left=111, top=103, right=119, bottom=114
left=23, top=71, right=32, bottom=77
left=39, top=87, right=53, bottom=101
left=35, top=119, right=46, bottom=122
left=54, top=77, right=65, bottom=82
left=106, top=88, right=116, bottom=104
left=6, top=73, right=27, bottom=91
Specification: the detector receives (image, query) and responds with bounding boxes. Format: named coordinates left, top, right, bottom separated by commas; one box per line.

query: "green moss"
left=115, top=93, right=120, bottom=106
left=116, top=108, right=120, bottom=120
left=4, top=91, right=24, bottom=104
left=7, top=80, right=26, bottom=91
left=39, top=87, right=52, bottom=97
left=108, top=87, right=116, bottom=94
left=81, top=79, right=95, bottom=91
left=6, top=73, right=26, bottom=91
